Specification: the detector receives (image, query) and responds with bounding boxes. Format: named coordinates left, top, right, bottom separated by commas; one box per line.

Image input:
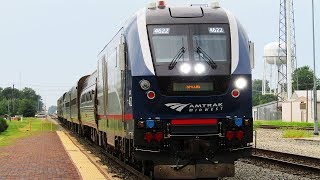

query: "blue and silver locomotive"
left=58, top=1, right=254, bottom=179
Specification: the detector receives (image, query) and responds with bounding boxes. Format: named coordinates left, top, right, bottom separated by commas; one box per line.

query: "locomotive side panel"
left=97, top=29, right=127, bottom=147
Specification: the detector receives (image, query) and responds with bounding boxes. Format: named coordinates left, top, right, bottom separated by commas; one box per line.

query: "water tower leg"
left=263, top=60, right=266, bottom=95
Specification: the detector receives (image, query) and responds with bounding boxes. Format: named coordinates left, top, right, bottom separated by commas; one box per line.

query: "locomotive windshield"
left=148, top=24, right=231, bottom=76
left=193, top=25, right=228, bottom=63
left=150, top=25, right=189, bottom=63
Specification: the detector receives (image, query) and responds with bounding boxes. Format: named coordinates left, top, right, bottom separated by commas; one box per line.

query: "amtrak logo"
left=165, top=103, right=191, bottom=112
left=165, top=103, right=223, bottom=113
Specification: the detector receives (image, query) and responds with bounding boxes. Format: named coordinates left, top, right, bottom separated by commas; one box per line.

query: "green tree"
left=293, top=66, right=320, bottom=90
left=0, top=118, right=8, bottom=133
left=252, top=94, right=277, bottom=106
left=0, top=100, right=8, bottom=115
left=1, top=87, right=20, bottom=100
left=18, top=99, right=37, bottom=117
left=252, top=79, right=262, bottom=97
left=0, top=87, right=4, bottom=100
left=259, top=94, right=277, bottom=104
left=0, top=86, right=42, bottom=117
left=252, top=79, right=277, bottom=106
left=21, top=88, right=40, bottom=102
left=21, top=87, right=43, bottom=112
left=252, top=79, right=272, bottom=96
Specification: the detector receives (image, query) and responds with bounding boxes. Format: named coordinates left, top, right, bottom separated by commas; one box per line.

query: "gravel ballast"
left=255, top=129, right=320, bottom=158
left=223, top=161, right=311, bottom=180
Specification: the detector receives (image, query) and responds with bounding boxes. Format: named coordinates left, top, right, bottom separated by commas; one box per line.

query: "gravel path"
left=223, top=161, right=311, bottom=180
left=255, top=129, right=320, bottom=159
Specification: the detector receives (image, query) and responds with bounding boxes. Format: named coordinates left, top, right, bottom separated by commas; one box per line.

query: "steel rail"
left=251, top=148, right=320, bottom=173
left=98, top=147, right=150, bottom=180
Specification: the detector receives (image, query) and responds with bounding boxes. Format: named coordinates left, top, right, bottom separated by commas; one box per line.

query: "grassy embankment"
left=254, top=120, right=317, bottom=138
left=0, top=118, right=57, bottom=147
left=254, top=120, right=317, bottom=128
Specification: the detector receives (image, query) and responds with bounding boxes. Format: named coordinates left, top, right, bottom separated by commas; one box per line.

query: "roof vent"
left=211, top=0, right=220, bottom=9
left=170, top=7, right=204, bottom=18
left=190, top=4, right=208, bottom=7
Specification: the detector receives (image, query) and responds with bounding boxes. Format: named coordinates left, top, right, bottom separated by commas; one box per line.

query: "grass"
left=282, top=129, right=313, bottom=138
left=254, top=120, right=317, bottom=128
left=0, top=118, right=57, bottom=147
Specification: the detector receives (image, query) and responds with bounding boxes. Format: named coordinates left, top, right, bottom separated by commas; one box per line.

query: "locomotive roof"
left=145, top=6, right=230, bottom=25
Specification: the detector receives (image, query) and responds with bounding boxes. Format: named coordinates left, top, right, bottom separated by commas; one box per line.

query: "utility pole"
left=307, top=90, right=309, bottom=122
left=7, top=98, right=10, bottom=117
left=12, top=84, right=15, bottom=116
left=38, top=97, right=42, bottom=113
left=37, top=97, right=39, bottom=113
left=312, top=0, right=319, bottom=135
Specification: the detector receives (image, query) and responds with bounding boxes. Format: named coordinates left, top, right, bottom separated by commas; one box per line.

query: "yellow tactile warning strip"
left=56, top=131, right=107, bottom=180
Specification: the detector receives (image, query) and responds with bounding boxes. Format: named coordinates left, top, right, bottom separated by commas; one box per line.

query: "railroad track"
left=257, top=125, right=314, bottom=130
left=51, top=117, right=149, bottom=180
left=98, top=146, right=149, bottom=180
left=250, top=148, right=320, bottom=175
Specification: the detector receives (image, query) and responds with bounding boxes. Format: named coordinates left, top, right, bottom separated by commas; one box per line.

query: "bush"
left=282, top=129, right=313, bottom=138
left=0, top=118, right=8, bottom=133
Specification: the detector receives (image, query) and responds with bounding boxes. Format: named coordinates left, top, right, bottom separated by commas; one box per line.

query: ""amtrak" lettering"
left=189, top=103, right=223, bottom=112
left=165, top=103, right=223, bottom=113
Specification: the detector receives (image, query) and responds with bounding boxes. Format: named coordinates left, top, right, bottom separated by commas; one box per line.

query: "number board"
left=153, top=28, right=170, bottom=35
left=208, top=27, right=225, bottom=34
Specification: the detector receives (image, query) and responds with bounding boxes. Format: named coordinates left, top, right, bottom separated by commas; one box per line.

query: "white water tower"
left=262, top=42, right=287, bottom=95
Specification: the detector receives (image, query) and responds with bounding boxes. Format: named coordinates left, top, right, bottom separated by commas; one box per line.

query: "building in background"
left=282, top=90, right=320, bottom=123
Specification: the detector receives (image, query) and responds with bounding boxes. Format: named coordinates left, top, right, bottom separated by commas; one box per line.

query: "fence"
left=253, top=101, right=282, bottom=121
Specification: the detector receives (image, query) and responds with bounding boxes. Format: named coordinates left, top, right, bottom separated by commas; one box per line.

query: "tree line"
left=0, top=87, right=43, bottom=117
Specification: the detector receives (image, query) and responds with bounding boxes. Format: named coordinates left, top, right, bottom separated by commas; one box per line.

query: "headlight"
left=180, top=63, right=191, bottom=74
left=140, top=79, right=151, bottom=90
left=235, top=78, right=247, bottom=89
left=194, top=63, right=206, bottom=74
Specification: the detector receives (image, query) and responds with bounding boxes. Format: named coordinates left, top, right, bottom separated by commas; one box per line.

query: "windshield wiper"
left=168, top=47, right=186, bottom=70
left=195, top=46, right=217, bottom=69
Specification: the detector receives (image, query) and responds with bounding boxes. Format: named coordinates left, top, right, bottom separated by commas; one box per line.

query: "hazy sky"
left=0, top=0, right=319, bottom=107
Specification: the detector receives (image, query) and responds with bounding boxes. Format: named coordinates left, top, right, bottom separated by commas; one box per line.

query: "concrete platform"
left=57, top=130, right=109, bottom=180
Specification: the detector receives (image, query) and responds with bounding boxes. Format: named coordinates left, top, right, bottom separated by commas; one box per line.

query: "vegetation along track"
left=247, top=148, right=320, bottom=178
left=49, top=115, right=149, bottom=180
left=257, top=125, right=314, bottom=130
